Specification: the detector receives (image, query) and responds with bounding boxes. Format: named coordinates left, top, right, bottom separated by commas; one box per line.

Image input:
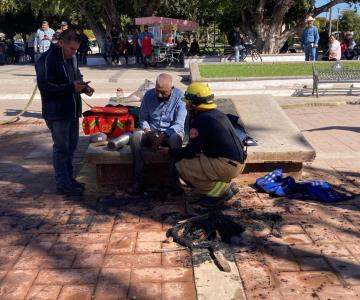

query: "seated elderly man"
left=127, top=73, right=187, bottom=195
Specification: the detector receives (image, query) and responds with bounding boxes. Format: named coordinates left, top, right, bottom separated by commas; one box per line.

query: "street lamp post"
left=328, top=8, right=332, bottom=35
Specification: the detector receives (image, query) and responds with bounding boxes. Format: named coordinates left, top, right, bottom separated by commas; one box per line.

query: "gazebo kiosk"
left=135, top=16, right=199, bottom=46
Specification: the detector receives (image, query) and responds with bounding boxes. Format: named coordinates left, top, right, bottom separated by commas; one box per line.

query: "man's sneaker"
left=198, top=186, right=235, bottom=208
left=126, top=183, right=143, bottom=195
left=71, top=179, right=85, bottom=191
left=56, top=185, right=83, bottom=197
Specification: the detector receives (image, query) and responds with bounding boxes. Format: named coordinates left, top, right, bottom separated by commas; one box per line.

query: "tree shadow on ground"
left=1, top=160, right=359, bottom=298
left=305, top=165, right=360, bottom=201
left=1, top=125, right=359, bottom=298
left=303, top=126, right=360, bottom=133
left=292, top=88, right=360, bottom=97
left=4, top=109, right=42, bottom=119
left=305, top=126, right=360, bottom=134
left=0, top=159, right=189, bottom=299
left=0, top=129, right=191, bottom=297
left=12, top=74, right=36, bottom=77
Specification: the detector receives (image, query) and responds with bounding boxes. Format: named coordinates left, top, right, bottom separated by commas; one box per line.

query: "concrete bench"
left=223, top=45, right=233, bottom=56
left=86, top=144, right=171, bottom=187
left=85, top=95, right=316, bottom=187
left=225, top=95, right=315, bottom=182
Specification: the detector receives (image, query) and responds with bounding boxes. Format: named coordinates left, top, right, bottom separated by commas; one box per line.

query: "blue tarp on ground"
left=255, top=169, right=355, bottom=203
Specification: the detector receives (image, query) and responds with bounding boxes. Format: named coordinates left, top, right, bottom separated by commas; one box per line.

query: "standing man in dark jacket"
left=78, top=29, right=89, bottom=64
left=167, top=82, right=246, bottom=207
left=35, top=29, right=95, bottom=196
left=134, top=27, right=142, bottom=64
left=228, top=25, right=245, bottom=62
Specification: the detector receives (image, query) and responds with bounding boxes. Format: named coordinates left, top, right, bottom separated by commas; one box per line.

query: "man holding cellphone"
left=35, top=29, right=95, bottom=197
left=34, top=21, right=55, bottom=55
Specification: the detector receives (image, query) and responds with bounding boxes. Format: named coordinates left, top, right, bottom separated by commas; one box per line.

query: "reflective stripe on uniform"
left=89, top=120, right=96, bottom=129
left=116, top=120, right=124, bottom=129
left=207, top=181, right=226, bottom=197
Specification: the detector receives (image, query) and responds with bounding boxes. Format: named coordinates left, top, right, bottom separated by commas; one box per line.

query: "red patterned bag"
left=82, top=106, right=134, bottom=138
left=90, top=106, right=128, bottom=115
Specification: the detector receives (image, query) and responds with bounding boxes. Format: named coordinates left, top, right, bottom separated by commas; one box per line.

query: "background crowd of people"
left=300, top=15, right=358, bottom=61
left=102, top=24, right=200, bottom=68
left=1, top=17, right=358, bottom=66
left=0, top=20, right=88, bottom=65
left=0, top=20, right=201, bottom=67
left=320, top=31, right=358, bottom=61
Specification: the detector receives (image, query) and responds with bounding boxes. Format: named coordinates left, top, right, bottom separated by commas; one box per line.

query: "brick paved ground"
left=0, top=63, right=359, bottom=299
left=231, top=105, right=360, bottom=300
left=0, top=122, right=195, bottom=299
left=0, top=103, right=359, bottom=300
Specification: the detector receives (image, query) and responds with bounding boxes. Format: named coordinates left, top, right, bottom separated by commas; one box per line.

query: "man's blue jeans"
left=234, top=45, right=245, bottom=62
left=45, top=118, right=79, bottom=188
left=304, top=44, right=317, bottom=61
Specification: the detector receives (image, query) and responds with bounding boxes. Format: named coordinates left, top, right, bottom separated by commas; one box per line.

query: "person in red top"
left=139, top=25, right=153, bottom=68
left=340, top=40, right=348, bottom=53
left=341, top=32, right=357, bottom=60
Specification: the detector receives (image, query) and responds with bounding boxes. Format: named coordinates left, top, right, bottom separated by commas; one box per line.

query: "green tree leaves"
left=1, top=0, right=360, bottom=53
left=339, top=9, right=360, bottom=40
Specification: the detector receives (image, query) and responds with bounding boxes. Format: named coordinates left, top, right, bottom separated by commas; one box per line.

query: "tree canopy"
left=1, top=0, right=360, bottom=53
left=339, top=9, right=360, bottom=40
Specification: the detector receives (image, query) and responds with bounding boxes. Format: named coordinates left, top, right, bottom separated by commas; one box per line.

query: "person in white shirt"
left=328, top=34, right=341, bottom=61
left=34, top=21, right=55, bottom=54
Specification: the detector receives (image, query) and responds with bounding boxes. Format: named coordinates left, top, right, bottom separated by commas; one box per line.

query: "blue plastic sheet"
left=256, top=169, right=354, bottom=203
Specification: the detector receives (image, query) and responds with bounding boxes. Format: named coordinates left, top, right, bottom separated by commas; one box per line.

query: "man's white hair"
left=156, top=73, right=173, bottom=87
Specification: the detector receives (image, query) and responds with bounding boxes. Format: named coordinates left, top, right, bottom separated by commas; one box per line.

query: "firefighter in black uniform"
left=168, top=82, right=246, bottom=207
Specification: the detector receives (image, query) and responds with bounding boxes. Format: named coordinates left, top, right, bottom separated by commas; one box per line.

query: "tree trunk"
left=250, top=0, right=346, bottom=53
left=103, top=0, right=119, bottom=28
left=90, top=22, right=106, bottom=50
left=245, top=0, right=294, bottom=53
left=76, top=0, right=121, bottom=50
left=78, top=5, right=106, bottom=50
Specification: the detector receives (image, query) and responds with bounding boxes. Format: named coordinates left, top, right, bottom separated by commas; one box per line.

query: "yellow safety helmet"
left=184, top=82, right=217, bottom=110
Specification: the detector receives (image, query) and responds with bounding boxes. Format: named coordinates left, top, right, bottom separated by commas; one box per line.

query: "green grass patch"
left=199, top=62, right=360, bottom=78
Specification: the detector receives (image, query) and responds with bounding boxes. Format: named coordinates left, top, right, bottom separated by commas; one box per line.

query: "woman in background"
left=328, top=34, right=341, bottom=61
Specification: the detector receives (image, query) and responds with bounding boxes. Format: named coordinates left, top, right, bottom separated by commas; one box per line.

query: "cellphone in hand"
left=84, top=85, right=92, bottom=93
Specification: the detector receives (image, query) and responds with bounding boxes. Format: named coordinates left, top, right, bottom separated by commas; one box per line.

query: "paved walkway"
left=0, top=124, right=195, bottom=299
left=232, top=105, right=360, bottom=300
left=0, top=64, right=359, bottom=299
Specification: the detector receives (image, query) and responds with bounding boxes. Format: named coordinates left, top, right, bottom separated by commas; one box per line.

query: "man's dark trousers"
left=130, top=130, right=182, bottom=186
left=46, top=118, right=79, bottom=188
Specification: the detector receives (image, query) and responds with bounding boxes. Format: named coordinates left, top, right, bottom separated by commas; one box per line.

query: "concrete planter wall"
left=184, top=53, right=307, bottom=69
left=190, top=62, right=360, bottom=97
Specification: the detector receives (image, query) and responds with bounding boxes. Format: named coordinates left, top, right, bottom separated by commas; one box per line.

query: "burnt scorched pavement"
left=165, top=187, right=283, bottom=273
